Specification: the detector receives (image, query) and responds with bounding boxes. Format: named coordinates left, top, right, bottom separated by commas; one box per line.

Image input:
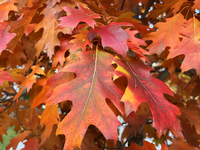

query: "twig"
left=121, top=0, right=125, bottom=10
left=141, top=0, right=154, bottom=23
left=13, top=100, right=26, bottom=131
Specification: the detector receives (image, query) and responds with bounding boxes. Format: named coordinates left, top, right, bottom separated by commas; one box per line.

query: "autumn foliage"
left=0, top=0, right=200, bottom=149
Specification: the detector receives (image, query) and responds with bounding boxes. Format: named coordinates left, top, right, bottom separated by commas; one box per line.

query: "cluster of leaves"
left=0, top=0, right=200, bottom=149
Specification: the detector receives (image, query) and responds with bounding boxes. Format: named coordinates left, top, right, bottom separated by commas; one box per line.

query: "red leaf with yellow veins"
left=45, top=49, right=123, bottom=150
left=58, top=4, right=101, bottom=30
left=144, top=13, right=186, bottom=55
left=168, top=17, right=200, bottom=74
left=89, top=22, right=131, bottom=59
left=112, top=56, right=183, bottom=138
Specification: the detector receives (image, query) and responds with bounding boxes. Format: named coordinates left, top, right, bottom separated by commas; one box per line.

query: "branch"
left=121, top=119, right=151, bottom=148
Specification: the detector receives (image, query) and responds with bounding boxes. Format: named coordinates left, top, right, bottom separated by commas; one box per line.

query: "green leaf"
left=0, top=125, right=19, bottom=149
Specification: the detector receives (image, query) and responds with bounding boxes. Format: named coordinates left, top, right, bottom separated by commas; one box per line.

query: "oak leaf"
left=58, top=4, right=101, bottom=30
left=14, top=65, right=45, bottom=101
left=34, top=3, right=65, bottom=59
left=69, top=30, right=92, bottom=53
left=31, top=72, right=75, bottom=108
left=125, top=29, right=149, bottom=61
left=45, top=49, right=123, bottom=149
left=168, top=17, right=200, bottom=74
left=0, top=22, right=16, bottom=54
left=116, top=16, right=151, bottom=36
left=39, top=105, right=60, bottom=146
left=144, top=13, right=186, bottom=55
left=148, top=0, right=187, bottom=19
left=7, top=0, right=45, bottom=50
left=0, top=0, right=18, bottom=22
left=52, top=35, right=73, bottom=68
left=112, top=56, right=183, bottom=138
left=181, top=108, right=200, bottom=134
left=89, top=22, right=132, bottom=59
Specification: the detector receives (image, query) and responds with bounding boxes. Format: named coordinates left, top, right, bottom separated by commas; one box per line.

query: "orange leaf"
left=168, top=17, right=200, bottom=74
left=34, top=3, right=65, bottom=59
left=14, top=65, right=45, bottom=101
left=69, top=30, right=92, bottom=52
left=0, top=0, right=18, bottom=22
left=144, top=13, right=186, bottom=55
left=40, top=105, right=60, bottom=146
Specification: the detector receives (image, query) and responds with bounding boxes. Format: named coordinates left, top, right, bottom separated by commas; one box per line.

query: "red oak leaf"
left=168, top=17, right=200, bottom=74
left=125, top=29, right=149, bottom=61
left=89, top=22, right=132, bottom=59
left=144, top=13, right=186, bottom=55
left=52, top=35, right=73, bottom=68
left=112, top=56, right=183, bottom=138
left=0, top=22, right=16, bottom=54
left=0, top=70, right=14, bottom=85
left=58, top=4, right=101, bottom=30
left=45, top=49, right=123, bottom=150
left=117, top=17, right=151, bottom=36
